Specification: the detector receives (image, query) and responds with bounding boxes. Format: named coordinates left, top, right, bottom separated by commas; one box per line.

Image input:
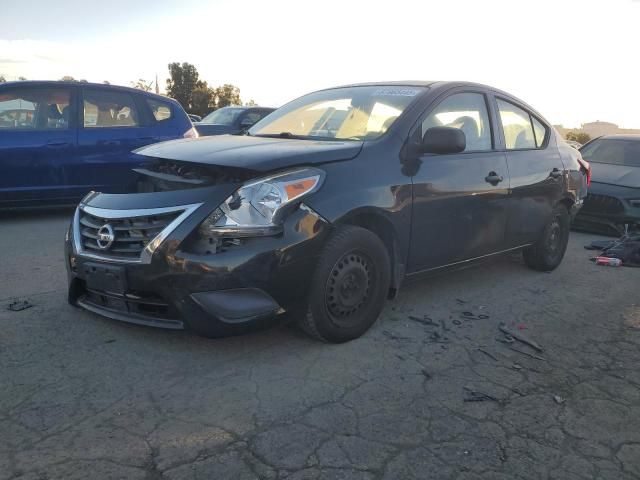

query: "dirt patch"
left=623, top=306, right=640, bottom=329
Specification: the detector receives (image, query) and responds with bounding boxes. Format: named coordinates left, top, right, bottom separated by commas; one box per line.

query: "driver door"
left=408, top=90, right=510, bottom=272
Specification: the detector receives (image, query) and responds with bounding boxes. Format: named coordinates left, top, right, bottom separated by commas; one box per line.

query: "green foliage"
left=166, top=62, right=202, bottom=112
left=191, top=83, right=215, bottom=117
left=0, top=75, right=5, bottom=83
left=214, top=84, right=242, bottom=109
left=132, top=79, right=153, bottom=91
left=165, top=62, right=244, bottom=115
left=566, top=131, right=591, bottom=145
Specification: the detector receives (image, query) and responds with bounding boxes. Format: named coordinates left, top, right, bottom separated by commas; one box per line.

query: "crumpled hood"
left=591, top=162, right=640, bottom=189
left=135, top=135, right=363, bottom=172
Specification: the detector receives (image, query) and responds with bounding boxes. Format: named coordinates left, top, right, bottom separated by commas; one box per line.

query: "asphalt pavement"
left=1, top=210, right=639, bottom=479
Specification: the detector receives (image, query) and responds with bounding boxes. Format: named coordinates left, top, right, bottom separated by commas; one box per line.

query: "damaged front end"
left=66, top=156, right=332, bottom=336
left=133, top=158, right=256, bottom=193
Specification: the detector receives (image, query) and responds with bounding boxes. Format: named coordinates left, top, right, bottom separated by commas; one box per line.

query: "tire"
left=299, top=225, right=391, bottom=343
left=523, top=205, right=570, bottom=272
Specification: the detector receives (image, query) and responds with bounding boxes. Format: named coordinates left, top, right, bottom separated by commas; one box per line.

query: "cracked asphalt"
left=1, top=209, right=640, bottom=480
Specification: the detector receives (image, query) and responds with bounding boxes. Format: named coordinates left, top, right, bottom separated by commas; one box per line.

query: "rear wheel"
left=523, top=205, right=570, bottom=271
left=299, top=226, right=390, bottom=343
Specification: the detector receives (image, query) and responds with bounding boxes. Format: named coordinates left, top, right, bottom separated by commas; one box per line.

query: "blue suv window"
left=147, top=98, right=172, bottom=122
left=0, top=88, right=70, bottom=130
left=83, top=89, right=139, bottom=128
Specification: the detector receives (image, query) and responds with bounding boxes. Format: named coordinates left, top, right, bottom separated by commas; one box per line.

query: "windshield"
left=249, top=86, right=425, bottom=141
left=200, top=107, right=244, bottom=125
left=580, top=138, right=640, bottom=167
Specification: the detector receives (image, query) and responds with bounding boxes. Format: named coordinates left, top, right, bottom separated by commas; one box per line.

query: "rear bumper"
left=66, top=204, right=331, bottom=336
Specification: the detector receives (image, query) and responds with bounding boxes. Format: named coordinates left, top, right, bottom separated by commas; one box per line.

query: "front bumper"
left=66, top=201, right=331, bottom=337
left=573, top=182, right=640, bottom=235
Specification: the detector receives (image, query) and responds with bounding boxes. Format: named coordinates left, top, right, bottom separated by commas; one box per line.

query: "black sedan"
left=574, top=135, right=640, bottom=235
left=194, top=106, right=275, bottom=136
left=66, top=82, right=588, bottom=342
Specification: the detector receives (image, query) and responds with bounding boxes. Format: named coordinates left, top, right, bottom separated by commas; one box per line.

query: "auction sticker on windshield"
left=373, top=88, right=421, bottom=96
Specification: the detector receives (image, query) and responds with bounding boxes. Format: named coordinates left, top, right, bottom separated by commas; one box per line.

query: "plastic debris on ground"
left=7, top=300, right=34, bottom=312
left=586, top=231, right=640, bottom=267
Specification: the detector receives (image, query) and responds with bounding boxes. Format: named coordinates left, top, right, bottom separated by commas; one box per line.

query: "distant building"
left=554, top=121, right=640, bottom=140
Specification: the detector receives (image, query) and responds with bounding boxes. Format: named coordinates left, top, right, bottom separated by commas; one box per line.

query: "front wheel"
left=299, top=226, right=391, bottom=343
left=523, top=205, right=570, bottom=272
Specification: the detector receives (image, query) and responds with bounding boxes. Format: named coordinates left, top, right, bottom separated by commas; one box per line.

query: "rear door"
left=408, top=90, right=510, bottom=272
left=493, top=96, right=565, bottom=247
left=74, top=87, right=156, bottom=196
left=0, top=84, right=76, bottom=206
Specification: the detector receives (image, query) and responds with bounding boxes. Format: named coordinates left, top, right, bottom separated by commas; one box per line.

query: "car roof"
left=326, top=80, right=506, bottom=90
left=334, top=80, right=437, bottom=88
left=598, top=134, right=640, bottom=141
left=0, top=80, right=178, bottom=102
left=321, top=80, right=529, bottom=102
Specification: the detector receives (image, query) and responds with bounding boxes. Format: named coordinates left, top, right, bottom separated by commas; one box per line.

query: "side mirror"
left=422, top=126, right=466, bottom=154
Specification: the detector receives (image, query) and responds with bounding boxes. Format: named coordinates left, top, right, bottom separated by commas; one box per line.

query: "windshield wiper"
left=252, top=132, right=306, bottom=139
left=253, top=132, right=360, bottom=142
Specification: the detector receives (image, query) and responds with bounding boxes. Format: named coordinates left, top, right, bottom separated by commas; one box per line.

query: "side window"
left=0, top=88, right=70, bottom=130
left=531, top=116, right=547, bottom=148
left=83, top=89, right=139, bottom=128
left=147, top=98, right=172, bottom=122
left=241, top=112, right=263, bottom=125
left=496, top=99, right=536, bottom=149
left=421, top=93, right=492, bottom=152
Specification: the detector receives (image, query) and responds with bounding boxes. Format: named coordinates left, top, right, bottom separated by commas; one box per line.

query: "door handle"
left=485, top=172, right=504, bottom=185
left=46, top=141, right=70, bottom=148
left=550, top=168, right=563, bottom=179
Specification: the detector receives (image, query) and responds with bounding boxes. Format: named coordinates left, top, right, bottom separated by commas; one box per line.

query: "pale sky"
left=1, top=0, right=639, bottom=128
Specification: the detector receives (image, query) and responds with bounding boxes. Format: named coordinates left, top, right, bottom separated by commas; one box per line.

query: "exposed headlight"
left=199, top=167, right=325, bottom=237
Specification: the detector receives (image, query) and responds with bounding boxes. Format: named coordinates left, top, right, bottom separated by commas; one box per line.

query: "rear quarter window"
left=147, top=98, right=173, bottom=122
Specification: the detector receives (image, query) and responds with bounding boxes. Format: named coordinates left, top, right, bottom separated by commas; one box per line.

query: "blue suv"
left=0, top=81, right=196, bottom=208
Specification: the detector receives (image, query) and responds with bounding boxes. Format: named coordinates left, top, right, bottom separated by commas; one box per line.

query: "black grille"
left=78, top=209, right=181, bottom=260
left=582, top=194, right=625, bottom=215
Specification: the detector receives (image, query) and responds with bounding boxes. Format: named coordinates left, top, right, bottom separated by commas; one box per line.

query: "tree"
left=244, top=99, right=257, bottom=107
left=214, top=84, right=242, bottom=108
left=132, top=78, right=153, bottom=91
left=566, top=131, right=591, bottom=145
left=60, top=75, right=75, bottom=81
left=191, top=83, right=215, bottom=117
left=0, top=75, right=5, bottom=83
left=18, top=76, right=27, bottom=81
left=166, top=62, right=201, bottom=111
